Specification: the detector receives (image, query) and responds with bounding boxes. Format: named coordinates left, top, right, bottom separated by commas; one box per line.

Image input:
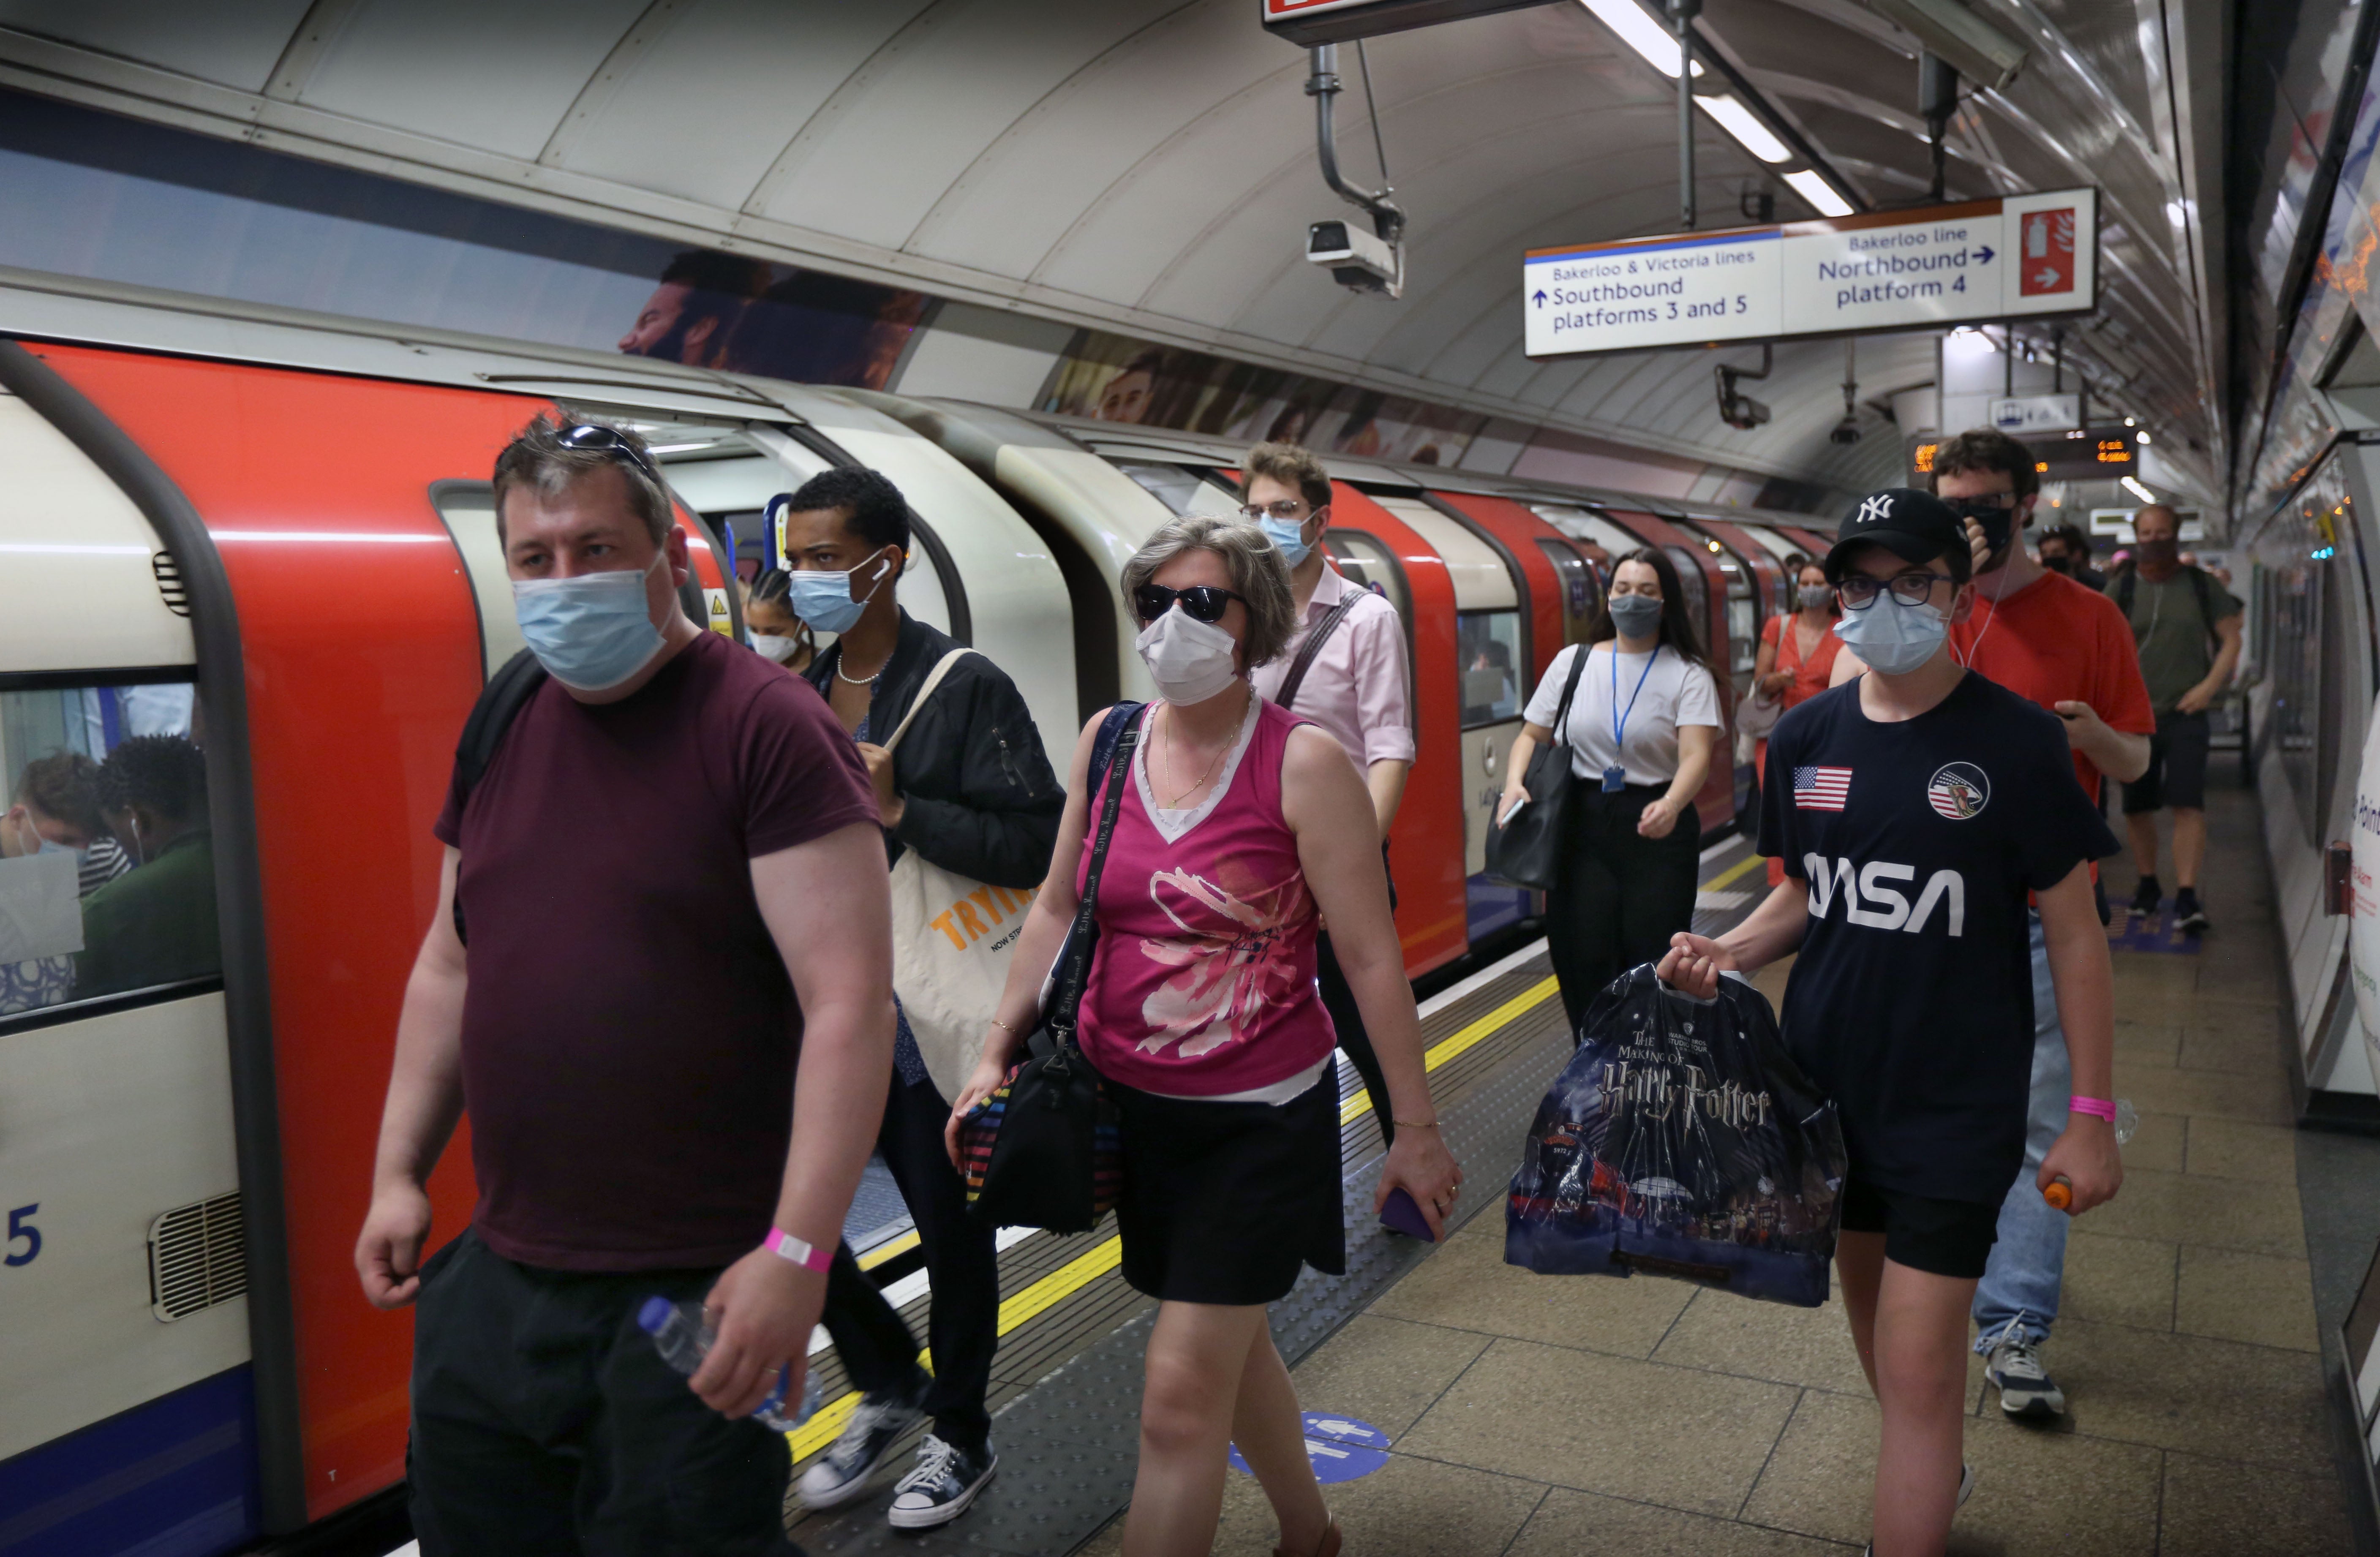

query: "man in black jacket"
left=782, top=467, right=1063, bottom=1529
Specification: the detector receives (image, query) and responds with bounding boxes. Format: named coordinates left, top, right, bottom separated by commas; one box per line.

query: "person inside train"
left=1241, top=441, right=1415, bottom=1142
left=617, top=248, right=772, bottom=369
left=945, top=515, right=1460, bottom=1557
left=1495, top=547, right=1721, bottom=1033
left=354, top=414, right=895, bottom=1555
left=1659, top=486, right=2123, bottom=1557
left=744, top=566, right=816, bottom=675
left=74, top=734, right=219, bottom=1001
left=2112, top=504, right=2242, bottom=935
left=788, top=465, right=1062, bottom=1528
left=8, top=747, right=132, bottom=896
left=1831, top=428, right=2151, bottom=1427
left=2034, top=523, right=2106, bottom=591
left=1750, top=556, right=1842, bottom=890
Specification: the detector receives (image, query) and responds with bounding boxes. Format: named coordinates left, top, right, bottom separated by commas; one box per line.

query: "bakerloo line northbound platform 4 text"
left=1522, top=188, right=2100, bottom=357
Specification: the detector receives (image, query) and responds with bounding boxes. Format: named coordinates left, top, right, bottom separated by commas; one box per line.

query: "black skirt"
left=1105, top=1069, right=1346, bottom=1306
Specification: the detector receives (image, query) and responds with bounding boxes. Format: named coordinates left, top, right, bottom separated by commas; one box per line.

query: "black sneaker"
left=886, top=1435, right=997, bottom=1530
left=2130, top=875, right=2162, bottom=916
left=797, top=1387, right=926, bottom=1510
left=2174, top=887, right=2209, bottom=934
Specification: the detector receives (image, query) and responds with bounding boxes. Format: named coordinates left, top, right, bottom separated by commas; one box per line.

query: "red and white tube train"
left=0, top=276, right=1836, bottom=1554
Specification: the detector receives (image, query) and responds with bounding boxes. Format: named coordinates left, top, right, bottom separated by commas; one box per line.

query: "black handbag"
left=1485, top=645, right=1590, bottom=891
left=956, top=703, right=1140, bottom=1233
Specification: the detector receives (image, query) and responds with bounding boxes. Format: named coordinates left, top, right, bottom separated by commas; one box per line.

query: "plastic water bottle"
left=637, top=1297, right=821, bottom=1431
left=2043, top=1100, right=2138, bottom=1211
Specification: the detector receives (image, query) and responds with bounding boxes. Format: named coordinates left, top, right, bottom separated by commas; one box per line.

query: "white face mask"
left=749, top=633, right=801, bottom=664
left=1134, top=606, right=1241, bottom=705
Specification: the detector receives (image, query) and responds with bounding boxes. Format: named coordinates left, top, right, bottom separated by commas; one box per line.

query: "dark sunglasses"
left=1133, top=583, right=1246, bottom=625
left=558, top=423, right=664, bottom=488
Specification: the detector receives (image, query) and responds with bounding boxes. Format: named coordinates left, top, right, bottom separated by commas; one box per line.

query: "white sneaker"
left=796, top=1392, right=924, bottom=1510
left=1985, top=1334, right=2067, bottom=1419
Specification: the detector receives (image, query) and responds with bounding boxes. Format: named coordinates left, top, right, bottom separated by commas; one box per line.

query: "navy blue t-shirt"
left=1757, top=672, right=2116, bottom=1202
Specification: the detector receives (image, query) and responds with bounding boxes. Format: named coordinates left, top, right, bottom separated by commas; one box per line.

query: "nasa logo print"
left=1927, top=762, right=1991, bottom=820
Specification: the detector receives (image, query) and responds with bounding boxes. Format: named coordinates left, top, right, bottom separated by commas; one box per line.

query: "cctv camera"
left=1830, top=416, right=1863, bottom=445
left=1308, top=219, right=1402, bottom=297
left=1722, top=395, right=1773, bottom=431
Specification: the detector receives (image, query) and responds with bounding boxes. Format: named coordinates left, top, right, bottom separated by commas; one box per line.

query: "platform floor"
left=1072, top=777, right=2355, bottom=1556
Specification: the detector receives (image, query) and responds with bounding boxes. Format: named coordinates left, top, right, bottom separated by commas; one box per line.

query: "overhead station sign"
left=1261, top=0, right=1563, bottom=45
left=1524, top=189, right=2097, bottom=357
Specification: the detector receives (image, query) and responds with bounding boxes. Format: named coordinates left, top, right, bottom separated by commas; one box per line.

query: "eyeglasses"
left=558, top=423, right=664, bottom=488
left=1837, top=573, right=1957, bottom=610
left=1239, top=500, right=1311, bottom=522
left=1133, top=584, right=1247, bottom=625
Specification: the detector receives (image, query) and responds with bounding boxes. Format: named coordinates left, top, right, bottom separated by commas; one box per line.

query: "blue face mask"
left=1260, top=514, right=1315, bottom=569
left=1833, top=593, right=1949, bottom=675
left=512, top=553, right=667, bottom=692
left=787, top=552, right=894, bottom=636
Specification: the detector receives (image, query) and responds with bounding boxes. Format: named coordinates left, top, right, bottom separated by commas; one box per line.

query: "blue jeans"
left=1971, top=912, right=2071, bottom=1353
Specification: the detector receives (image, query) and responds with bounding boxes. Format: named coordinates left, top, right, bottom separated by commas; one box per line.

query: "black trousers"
left=1546, top=782, right=1702, bottom=1034
left=818, top=1070, right=999, bottom=1453
left=1315, top=843, right=1399, bottom=1145
left=408, top=1229, right=803, bottom=1557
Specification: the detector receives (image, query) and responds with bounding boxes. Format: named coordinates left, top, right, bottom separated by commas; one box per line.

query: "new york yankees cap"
left=1827, top=487, right=1972, bottom=585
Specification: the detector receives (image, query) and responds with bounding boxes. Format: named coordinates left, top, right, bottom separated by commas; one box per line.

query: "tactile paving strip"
left=785, top=956, right=1572, bottom=1556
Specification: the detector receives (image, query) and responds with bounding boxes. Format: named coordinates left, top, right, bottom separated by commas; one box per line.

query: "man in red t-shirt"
left=354, top=416, right=893, bottom=1554
left=1839, top=427, right=2151, bottom=1426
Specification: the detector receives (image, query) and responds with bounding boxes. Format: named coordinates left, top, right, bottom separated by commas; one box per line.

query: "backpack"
left=2111, top=563, right=2219, bottom=650
left=446, top=648, right=550, bottom=945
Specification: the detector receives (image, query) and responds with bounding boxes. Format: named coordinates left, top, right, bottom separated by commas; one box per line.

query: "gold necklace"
left=1160, top=698, right=1234, bottom=808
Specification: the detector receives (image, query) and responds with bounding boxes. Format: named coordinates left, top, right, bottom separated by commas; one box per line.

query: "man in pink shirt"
left=1243, top=441, right=1416, bottom=1138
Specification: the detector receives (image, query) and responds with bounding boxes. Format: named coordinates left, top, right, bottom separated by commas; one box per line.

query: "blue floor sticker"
left=1230, top=1413, right=1392, bottom=1484
left=2107, top=909, right=2202, bottom=955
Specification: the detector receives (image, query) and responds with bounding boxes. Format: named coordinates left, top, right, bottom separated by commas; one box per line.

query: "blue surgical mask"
left=787, top=552, right=894, bottom=636
left=1833, top=594, right=1948, bottom=675
left=512, top=553, right=667, bottom=692
left=1261, top=515, right=1314, bottom=569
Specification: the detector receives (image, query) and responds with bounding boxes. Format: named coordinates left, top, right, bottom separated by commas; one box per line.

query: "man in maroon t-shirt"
left=353, top=416, right=892, bottom=1554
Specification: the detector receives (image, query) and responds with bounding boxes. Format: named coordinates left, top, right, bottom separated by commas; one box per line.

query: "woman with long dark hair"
left=1495, top=547, right=1722, bottom=1029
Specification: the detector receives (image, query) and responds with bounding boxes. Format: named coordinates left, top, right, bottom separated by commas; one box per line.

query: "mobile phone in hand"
left=1380, top=1187, right=1440, bottom=1242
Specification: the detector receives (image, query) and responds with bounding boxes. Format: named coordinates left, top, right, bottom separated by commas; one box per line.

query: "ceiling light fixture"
left=1578, top=0, right=1702, bottom=78
left=1699, top=95, right=1793, bottom=163
left=2121, top=476, right=2156, bottom=504
left=1784, top=168, right=1853, bottom=217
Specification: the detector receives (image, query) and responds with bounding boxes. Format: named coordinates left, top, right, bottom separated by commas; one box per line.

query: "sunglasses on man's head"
left=557, top=423, right=664, bottom=488
left=1133, top=584, right=1246, bottom=625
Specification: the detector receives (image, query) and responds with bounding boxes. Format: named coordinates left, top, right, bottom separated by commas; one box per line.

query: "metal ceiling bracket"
left=1306, top=46, right=1407, bottom=250
left=1670, top=0, right=1702, bottom=229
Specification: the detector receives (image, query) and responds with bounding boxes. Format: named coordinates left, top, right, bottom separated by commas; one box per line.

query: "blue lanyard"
left=1611, top=643, right=1659, bottom=754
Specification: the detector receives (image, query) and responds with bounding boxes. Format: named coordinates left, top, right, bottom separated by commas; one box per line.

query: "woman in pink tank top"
left=948, top=516, right=1460, bottom=1557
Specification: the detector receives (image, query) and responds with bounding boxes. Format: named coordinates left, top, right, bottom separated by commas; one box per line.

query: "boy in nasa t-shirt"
left=1658, top=488, right=2120, bottom=1557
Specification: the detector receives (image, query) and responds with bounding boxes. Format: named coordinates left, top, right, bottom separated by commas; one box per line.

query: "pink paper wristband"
left=2069, top=1096, right=2118, bottom=1122
left=765, top=1229, right=833, bottom=1272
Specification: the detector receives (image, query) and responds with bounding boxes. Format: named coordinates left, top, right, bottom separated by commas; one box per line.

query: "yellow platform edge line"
left=1339, top=974, right=1560, bottom=1126
left=1702, top=851, right=1766, bottom=893
left=855, top=1229, right=920, bottom=1271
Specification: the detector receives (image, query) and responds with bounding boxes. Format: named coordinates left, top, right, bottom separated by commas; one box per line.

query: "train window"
left=1456, top=611, right=1523, bottom=727
left=1661, top=546, right=1711, bottom=634
left=1322, top=531, right=1412, bottom=623
left=1111, top=460, right=1236, bottom=517
left=1533, top=540, right=1600, bottom=644
left=0, top=679, right=219, bottom=1026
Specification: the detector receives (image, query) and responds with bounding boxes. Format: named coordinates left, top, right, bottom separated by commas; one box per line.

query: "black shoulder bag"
left=957, top=702, right=1141, bottom=1233
left=447, top=648, right=550, bottom=947
left=1273, top=584, right=1374, bottom=711
left=1484, top=645, right=1591, bottom=891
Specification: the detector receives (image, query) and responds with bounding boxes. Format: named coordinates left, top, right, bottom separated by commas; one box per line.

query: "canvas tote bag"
left=881, top=649, right=1040, bottom=1102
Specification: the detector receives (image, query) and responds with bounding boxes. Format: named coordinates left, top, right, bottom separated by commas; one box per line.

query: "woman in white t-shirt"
left=1496, top=548, right=1723, bottom=1030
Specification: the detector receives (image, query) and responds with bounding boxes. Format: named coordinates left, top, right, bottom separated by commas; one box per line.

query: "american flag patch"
left=1794, top=766, right=1853, bottom=811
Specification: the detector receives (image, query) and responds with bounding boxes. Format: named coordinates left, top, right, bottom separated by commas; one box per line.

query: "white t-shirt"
left=1523, top=642, right=1721, bottom=787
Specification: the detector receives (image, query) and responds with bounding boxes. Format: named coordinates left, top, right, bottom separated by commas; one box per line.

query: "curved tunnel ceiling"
left=0, top=0, right=2225, bottom=503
